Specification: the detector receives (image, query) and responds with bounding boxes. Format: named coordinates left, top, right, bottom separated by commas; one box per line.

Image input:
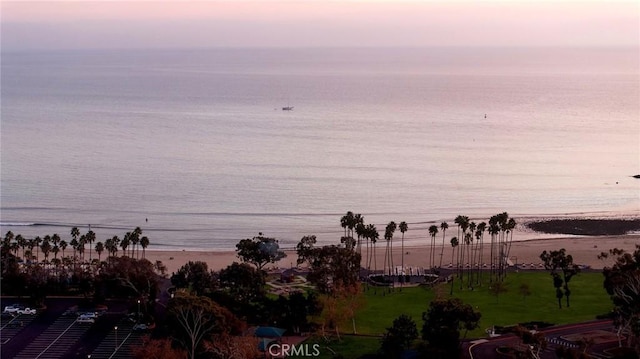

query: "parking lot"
left=1, top=298, right=143, bottom=359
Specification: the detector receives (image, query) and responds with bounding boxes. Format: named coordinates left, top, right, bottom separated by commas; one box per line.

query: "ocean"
left=1, top=47, right=638, bottom=250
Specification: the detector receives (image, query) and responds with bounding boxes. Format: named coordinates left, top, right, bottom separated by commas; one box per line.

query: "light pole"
left=114, top=326, right=118, bottom=350
left=137, top=299, right=141, bottom=317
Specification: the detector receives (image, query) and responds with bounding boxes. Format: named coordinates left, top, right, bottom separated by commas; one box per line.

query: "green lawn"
left=290, top=272, right=612, bottom=359
left=355, top=271, right=611, bottom=338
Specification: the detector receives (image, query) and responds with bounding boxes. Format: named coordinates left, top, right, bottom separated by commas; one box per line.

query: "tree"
left=235, top=233, right=286, bottom=271
left=489, top=281, right=508, bottom=303
left=167, top=293, right=244, bottom=359
left=140, top=236, right=149, bottom=259
left=96, top=256, right=159, bottom=302
left=95, top=241, right=104, bottom=262
left=366, top=224, right=379, bottom=273
left=380, top=314, right=418, bottom=359
left=311, top=283, right=363, bottom=341
left=383, top=221, right=397, bottom=277
left=511, top=326, right=548, bottom=359
left=86, top=230, right=96, bottom=262
left=306, top=245, right=361, bottom=294
left=133, top=337, right=187, bottom=359
left=40, top=238, right=52, bottom=264
left=475, top=222, right=487, bottom=285
left=602, top=245, right=640, bottom=350
left=449, top=237, right=458, bottom=295
left=218, top=262, right=266, bottom=304
left=421, top=298, right=481, bottom=359
left=540, top=248, right=580, bottom=308
left=171, top=261, right=216, bottom=296
left=399, top=221, right=408, bottom=276
left=428, top=225, right=438, bottom=269
left=439, top=222, right=449, bottom=268
left=60, top=240, right=68, bottom=258
left=203, top=334, right=260, bottom=359
left=296, top=235, right=317, bottom=266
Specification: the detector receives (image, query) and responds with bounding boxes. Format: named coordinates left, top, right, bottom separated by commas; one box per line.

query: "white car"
left=3, top=305, right=25, bottom=314
left=16, top=308, right=36, bottom=315
left=78, top=312, right=98, bottom=319
left=76, top=317, right=95, bottom=324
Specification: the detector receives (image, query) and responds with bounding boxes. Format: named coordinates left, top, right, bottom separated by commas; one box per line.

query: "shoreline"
left=144, top=234, right=640, bottom=274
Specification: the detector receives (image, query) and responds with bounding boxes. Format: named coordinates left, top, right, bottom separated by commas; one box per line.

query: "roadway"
left=465, top=320, right=620, bottom=359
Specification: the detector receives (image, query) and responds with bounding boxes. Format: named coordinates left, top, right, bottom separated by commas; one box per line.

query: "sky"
left=1, top=1, right=638, bottom=51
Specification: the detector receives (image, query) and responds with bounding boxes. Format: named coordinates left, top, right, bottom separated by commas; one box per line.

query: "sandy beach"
left=144, top=234, right=640, bottom=274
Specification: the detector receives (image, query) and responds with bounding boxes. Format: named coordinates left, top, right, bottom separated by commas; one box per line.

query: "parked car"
left=3, top=305, right=25, bottom=314
left=76, top=317, right=95, bottom=324
left=132, top=323, right=148, bottom=331
left=78, top=312, right=98, bottom=319
left=16, top=308, right=36, bottom=315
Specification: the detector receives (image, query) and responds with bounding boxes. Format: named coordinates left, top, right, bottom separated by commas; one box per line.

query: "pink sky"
left=2, top=1, right=638, bottom=50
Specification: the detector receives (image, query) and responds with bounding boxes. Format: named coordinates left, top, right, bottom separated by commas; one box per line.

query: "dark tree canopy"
left=218, top=262, right=266, bottom=303
left=380, top=314, right=418, bottom=359
left=540, top=248, right=580, bottom=308
left=296, top=235, right=317, bottom=266
left=235, top=234, right=286, bottom=270
left=421, top=298, right=481, bottom=359
left=305, top=245, right=361, bottom=294
left=602, top=245, right=640, bottom=350
left=96, top=256, right=159, bottom=302
left=171, top=261, right=216, bottom=296
left=166, top=293, right=245, bottom=359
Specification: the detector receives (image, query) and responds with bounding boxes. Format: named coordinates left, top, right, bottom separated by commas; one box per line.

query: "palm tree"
left=340, top=212, right=354, bottom=238
left=488, top=216, right=500, bottom=282
left=428, top=225, right=438, bottom=269
left=475, top=222, right=487, bottom=285
left=399, top=221, right=408, bottom=275
left=465, top=232, right=473, bottom=289
left=52, top=244, right=60, bottom=261
left=2, top=231, right=14, bottom=253
left=449, top=237, right=459, bottom=295
left=71, top=226, right=80, bottom=255
left=86, top=230, right=96, bottom=262
left=454, top=215, right=470, bottom=281
left=70, top=234, right=79, bottom=267
left=439, top=222, right=449, bottom=268
left=51, top=245, right=60, bottom=276
left=140, top=236, right=149, bottom=259
left=133, top=227, right=142, bottom=258
left=34, top=236, right=42, bottom=262
left=40, top=237, right=52, bottom=264
left=27, top=238, right=36, bottom=264
left=120, top=235, right=130, bottom=257
left=450, top=237, right=459, bottom=267
left=78, top=235, right=86, bottom=263
left=16, top=234, right=26, bottom=260
left=95, top=241, right=105, bottom=262
left=60, top=240, right=68, bottom=258
left=356, top=222, right=366, bottom=259
left=354, top=214, right=364, bottom=255
left=384, top=221, right=397, bottom=277
left=365, top=224, right=378, bottom=272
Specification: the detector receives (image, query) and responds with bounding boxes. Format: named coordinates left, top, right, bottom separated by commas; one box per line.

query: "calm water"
left=1, top=47, right=638, bottom=249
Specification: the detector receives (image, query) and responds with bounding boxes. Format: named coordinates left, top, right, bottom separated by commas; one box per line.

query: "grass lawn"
left=288, top=272, right=612, bottom=359
left=355, top=271, right=611, bottom=338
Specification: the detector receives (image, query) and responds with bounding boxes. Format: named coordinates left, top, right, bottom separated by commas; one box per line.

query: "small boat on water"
left=282, top=106, right=294, bottom=111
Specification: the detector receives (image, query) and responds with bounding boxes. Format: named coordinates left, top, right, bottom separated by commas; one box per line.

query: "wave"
left=0, top=222, right=37, bottom=226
